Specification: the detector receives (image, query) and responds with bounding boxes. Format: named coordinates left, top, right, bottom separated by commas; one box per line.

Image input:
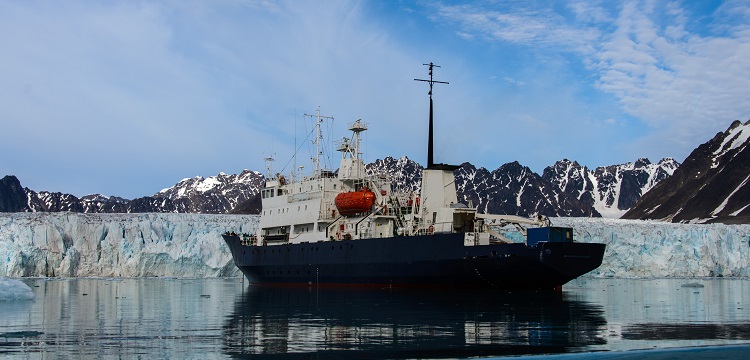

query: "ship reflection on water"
left=222, top=287, right=607, bottom=359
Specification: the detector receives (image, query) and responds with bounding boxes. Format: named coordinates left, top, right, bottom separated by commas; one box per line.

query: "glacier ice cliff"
left=0, top=213, right=257, bottom=278
left=1, top=213, right=748, bottom=278
left=555, top=218, right=750, bottom=277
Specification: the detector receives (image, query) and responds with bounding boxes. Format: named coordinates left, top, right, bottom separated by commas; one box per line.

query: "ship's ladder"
left=387, top=194, right=407, bottom=230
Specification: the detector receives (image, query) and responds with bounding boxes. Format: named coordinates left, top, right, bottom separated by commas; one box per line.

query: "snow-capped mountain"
left=1, top=155, right=675, bottom=217
left=365, top=156, right=422, bottom=193
left=455, top=161, right=598, bottom=217
left=363, top=156, right=674, bottom=218
left=0, top=169, right=264, bottom=214
left=155, top=170, right=265, bottom=214
left=542, top=158, right=679, bottom=218
left=623, top=120, right=750, bottom=223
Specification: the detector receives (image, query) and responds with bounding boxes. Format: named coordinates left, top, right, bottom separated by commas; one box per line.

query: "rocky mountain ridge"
left=6, top=119, right=750, bottom=223
left=0, top=157, right=679, bottom=217
left=362, top=156, right=678, bottom=218
left=0, top=170, right=264, bottom=214
left=1, top=144, right=683, bottom=218
left=623, top=120, right=750, bottom=223
left=0, top=152, right=679, bottom=217
left=2, top=155, right=675, bottom=217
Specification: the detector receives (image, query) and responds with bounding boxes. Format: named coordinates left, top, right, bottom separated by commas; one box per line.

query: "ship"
left=223, top=63, right=606, bottom=290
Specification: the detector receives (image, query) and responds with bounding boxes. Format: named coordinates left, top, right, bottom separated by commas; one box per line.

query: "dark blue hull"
left=222, top=233, right=605, bottom=289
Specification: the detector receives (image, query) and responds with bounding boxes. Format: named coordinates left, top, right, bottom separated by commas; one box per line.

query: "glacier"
left=1, top=213, right=749, bottom=278
left=555, top=217, right=750, bottom=277
left=0, top=213, right=257, bottom=278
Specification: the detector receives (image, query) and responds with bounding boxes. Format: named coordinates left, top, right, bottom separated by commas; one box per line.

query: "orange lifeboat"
left=334, top=188, right=376, bottom=216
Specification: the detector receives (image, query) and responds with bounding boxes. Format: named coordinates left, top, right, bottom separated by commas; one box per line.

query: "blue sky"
left=1, top=0, right=749, bottom=199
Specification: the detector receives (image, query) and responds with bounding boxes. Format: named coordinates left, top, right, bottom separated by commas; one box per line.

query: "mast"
left=304, top=107, right=334, bottom=178
left=336, top=119, right=368, bottom=180
left=263, top=155, right=275, bottom=179
left=414, top=62, right=449, bottom=169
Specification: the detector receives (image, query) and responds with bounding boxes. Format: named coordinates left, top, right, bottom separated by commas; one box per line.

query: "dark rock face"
left=366, top=156, right=423, bottom=194
left=0, top=176, right=28, bottom=212
left=541, top=158, right=679, bottom=217
left=623, top=120, right=750, bottom=224
left=28, top=191, right=84, bottom=212
left=455, top=161, right=597, bottom=217
left=364, top=156, right=674, bottom=218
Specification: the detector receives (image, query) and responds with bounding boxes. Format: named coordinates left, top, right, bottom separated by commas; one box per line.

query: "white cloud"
left=427, top=0, right=750, bottom=163
left=4, top=0, right=749, bottom=199
left=503, top=77, right=526, bottom=87
left=430, top=2, right=600, bottom=53
left=0, top=0, right=424, bottom=197
left=568, top=0, right=612, bottom=23
left=593, top=1, right=750, bottom=152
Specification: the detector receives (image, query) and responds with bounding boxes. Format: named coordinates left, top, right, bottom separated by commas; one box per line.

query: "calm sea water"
left=1, top=278, right=749, bottom=359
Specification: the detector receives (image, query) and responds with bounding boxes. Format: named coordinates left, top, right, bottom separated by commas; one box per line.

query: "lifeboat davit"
left=334, top=188, right=376, bottom=216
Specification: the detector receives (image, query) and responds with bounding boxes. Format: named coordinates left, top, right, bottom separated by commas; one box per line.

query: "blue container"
left=527, top=227, right=573, bottom=246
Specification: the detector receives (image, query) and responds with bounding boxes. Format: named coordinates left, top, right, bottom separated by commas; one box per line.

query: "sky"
left=2, top=0, right=749, bottom=199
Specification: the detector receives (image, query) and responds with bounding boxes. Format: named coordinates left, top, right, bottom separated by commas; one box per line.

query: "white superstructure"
left=250, top=109, right=548, bottom=248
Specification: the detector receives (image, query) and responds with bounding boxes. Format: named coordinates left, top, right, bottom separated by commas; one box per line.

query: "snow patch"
left=710, top=173, right=750, bottom=217
left=713, top=122, right=750, bottom=168
left=731, top=204, right=750, bottom=216
left=195, top=176, right=222, bottom=193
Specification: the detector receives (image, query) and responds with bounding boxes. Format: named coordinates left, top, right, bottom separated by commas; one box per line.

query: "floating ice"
left=681, top=282, right=705, bottom=288
left=0, top=277, right=35, bottom=301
